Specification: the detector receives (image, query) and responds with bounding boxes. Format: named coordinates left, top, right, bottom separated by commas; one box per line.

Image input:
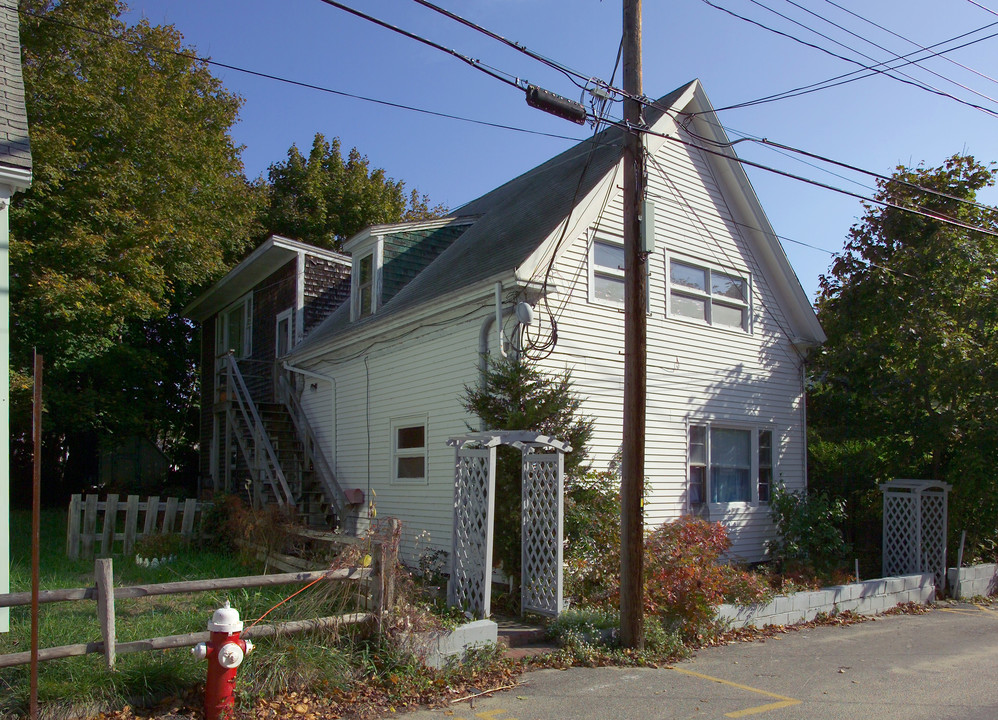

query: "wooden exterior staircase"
left=214, top=353, right=347, bottom=529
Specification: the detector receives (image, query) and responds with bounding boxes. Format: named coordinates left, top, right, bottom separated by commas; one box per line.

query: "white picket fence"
left=66, top=494, right=210, bottom=559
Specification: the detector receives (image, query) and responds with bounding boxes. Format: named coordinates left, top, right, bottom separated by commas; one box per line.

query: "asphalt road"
left=390, top=600, right=998, bottom=720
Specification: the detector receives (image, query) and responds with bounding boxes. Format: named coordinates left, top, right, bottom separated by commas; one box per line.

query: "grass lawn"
left=0, top=509, right=371, bottom=717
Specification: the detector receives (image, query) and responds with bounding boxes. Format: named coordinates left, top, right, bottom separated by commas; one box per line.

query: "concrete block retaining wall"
left=717, top=573, right=935, bottom=629
left=407, top=619, right=498, bottom=669
left=946, top=563, right=997, bottom=600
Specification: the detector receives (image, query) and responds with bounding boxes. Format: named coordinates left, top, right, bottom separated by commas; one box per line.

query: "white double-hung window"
left=590, top=236, right=626, bottom=305
left=688, top=423, right=774, bottom=507
left=669, top=258, right=750, bottom=331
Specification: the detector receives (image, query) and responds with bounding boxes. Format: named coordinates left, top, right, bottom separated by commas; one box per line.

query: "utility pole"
left=620, top=0, right=646, bottom=649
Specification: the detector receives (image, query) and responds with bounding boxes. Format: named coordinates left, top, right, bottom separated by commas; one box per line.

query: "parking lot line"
left=668, top=666, right=801, bottom=717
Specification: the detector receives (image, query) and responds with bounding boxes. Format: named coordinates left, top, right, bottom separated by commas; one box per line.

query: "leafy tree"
left=11, top=0, right=262, bottom=499
left=809, top=154, right=998, bottom=557
left=262, top=133, right=446, bottom=250
left=462, top=357, right=594, bottom=589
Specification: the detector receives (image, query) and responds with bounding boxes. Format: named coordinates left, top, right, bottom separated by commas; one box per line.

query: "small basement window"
left=391, top=418, right=427, bottom=484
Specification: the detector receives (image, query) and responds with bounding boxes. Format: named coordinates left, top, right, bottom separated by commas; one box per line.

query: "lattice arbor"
left=447, top=432, right=571, bottom=619
left=881, top=479, right=951, bottom=588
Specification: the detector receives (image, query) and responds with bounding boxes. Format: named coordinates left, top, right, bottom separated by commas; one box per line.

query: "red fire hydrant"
left=192, top=601, right=254, bottom=720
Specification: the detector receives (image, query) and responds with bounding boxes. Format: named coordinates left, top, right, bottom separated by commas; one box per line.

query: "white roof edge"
left=0, top=164, right=32, bottom=191
left=341, top=216, right=478, bottom=253
left=183, top=234, right=349, bottom=320
left=289, top=269, right=521, bottom=365
left=682, top=84, right=825, bottom=344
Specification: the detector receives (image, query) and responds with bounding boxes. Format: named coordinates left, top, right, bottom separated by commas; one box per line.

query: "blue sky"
left=124, top=0, right=998, bottom=303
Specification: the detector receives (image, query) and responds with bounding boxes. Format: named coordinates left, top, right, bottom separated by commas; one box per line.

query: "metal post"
left=30, top=351, right=42, bottom=719
left=620, top=0, right=646, bottom=650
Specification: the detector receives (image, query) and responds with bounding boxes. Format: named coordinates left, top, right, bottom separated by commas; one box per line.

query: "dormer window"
left=357, top=252, right=374, bottom=318
left=349, top=241, right=383, bottom=322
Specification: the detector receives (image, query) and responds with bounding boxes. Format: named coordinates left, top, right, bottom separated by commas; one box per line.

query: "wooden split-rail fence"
left=66, top=494, right=210, bottom=560
left=1, top=519, right=399, bottom=670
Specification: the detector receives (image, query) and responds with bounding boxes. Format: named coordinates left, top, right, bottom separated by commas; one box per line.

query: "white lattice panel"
left=883, top=494, right=917, bottom=578
left=881, top=480, right=950, bottom=589
left=920, top=493, right=947, bottom=588
left=521, top=451, right=563, bottom=616
left=449, top=447, right=496, bottom=619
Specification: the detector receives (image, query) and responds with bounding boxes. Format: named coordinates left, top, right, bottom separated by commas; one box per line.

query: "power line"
left=967, top=0, right=998, bottom=18
left=616, top=118, right=998, bottom=239
left=25, top=5, right=998, bottom=241
left=315, top=0, right=523, bottom=92
left=409, top=0, right=598, bottom=94
left=703, top=21, right=998, bottom=114
left=700, top=0, right=998, bottom=118
left=780, top=0, right=998, bottom=106
left=20, top=7, right=587, bottom=145
left=821, top=0, right=998, bottom=89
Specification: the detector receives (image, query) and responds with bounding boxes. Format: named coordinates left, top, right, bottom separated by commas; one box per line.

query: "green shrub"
left=768, top=486, right=850, bottom=576
left=564, top=471, right=620, bottom=605
left=643, top=517, right=768, bottom=641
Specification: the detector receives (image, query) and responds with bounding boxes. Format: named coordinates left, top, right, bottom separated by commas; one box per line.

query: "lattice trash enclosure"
left=881, top=479, right=951, bottom=589
left=448, top=432, right=571, bottom=619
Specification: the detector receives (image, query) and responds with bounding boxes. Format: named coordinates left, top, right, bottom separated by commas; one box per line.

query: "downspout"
left=479, top=285, right=516, bottom=388
left=282, top=362, right=337, bottom=469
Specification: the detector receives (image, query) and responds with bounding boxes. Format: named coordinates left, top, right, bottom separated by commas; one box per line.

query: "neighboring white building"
left=0, top=0, right=33, bottom=632
left=279, top=79, right=825, bottom=564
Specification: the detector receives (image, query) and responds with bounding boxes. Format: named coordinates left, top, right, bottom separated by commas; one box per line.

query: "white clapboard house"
left=189, top=79, right=824, bottom=564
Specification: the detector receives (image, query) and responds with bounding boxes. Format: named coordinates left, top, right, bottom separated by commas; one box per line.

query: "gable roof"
left=292, top=78, right=823, bottom=360
left=0, top=0, right=31, bottom=186
left=293, top=83, right=695, bottom=358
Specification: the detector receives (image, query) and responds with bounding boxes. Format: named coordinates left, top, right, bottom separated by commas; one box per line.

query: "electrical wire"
left=409, top=0, right=599, bottom=94
left=677, top=123, right=998, bottom=215
left=699, top=0, right=998, bottom=118
left=603, top=116, right=998, bottom=239
left=704, top=22, right=998, bottom=114
left=782, top=0, right=998, bottom=106
left=822, top=0, right=998, bottom=89
left=20, top=7, right=586, bottom=145
left=967, top=0, right=998, bottom=18
left=315, top=0, right=523, bottom=92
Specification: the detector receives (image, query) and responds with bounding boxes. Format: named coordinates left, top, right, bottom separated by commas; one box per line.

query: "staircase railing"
left=277, top=372, right=348, bottom=521
left=217, top=352, right=295, bottom=508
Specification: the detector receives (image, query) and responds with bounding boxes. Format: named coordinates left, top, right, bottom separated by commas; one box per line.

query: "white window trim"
left=390, top=415, right=429, bottom=485
left=350, top=240, right=384, bottom=322
left=686, top=419, right=776, bottom=510
left=666, top=252, right=752, bottom=333
left=215, top=293, right=253, bottom=359
left=275, top=307, right=294, bottom=357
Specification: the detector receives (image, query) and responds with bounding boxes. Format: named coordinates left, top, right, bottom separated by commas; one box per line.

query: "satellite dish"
left=514, top=302, right=534, bottom=325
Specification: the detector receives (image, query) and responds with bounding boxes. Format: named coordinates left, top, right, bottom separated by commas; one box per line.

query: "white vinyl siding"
left=536, top=124, right=804, bottom=562
left=294, top=115, right=808, bottom=565
left=298, top=312, right=485, bottom=563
